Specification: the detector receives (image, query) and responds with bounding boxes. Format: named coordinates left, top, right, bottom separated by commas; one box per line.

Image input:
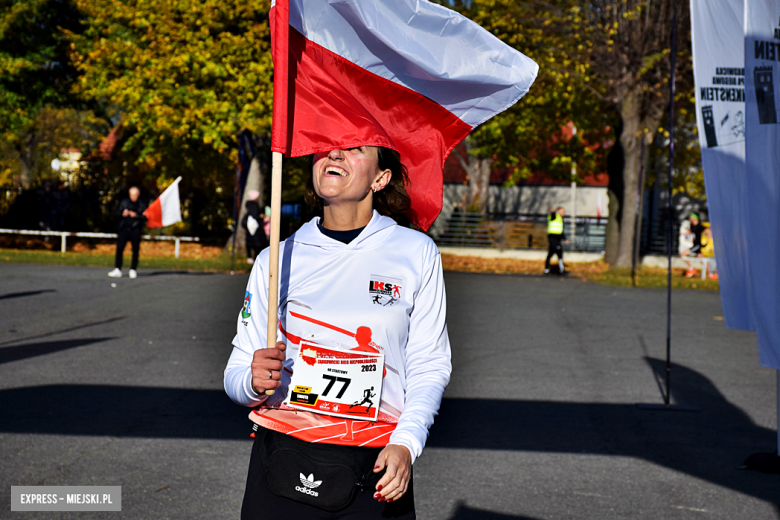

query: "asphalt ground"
left=0, top=263, right=778, bottom=519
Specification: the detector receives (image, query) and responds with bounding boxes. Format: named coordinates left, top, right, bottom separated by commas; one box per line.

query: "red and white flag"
left=144, top=176, right=182, bottom=228
left=270, top=0, right=538, bottom=230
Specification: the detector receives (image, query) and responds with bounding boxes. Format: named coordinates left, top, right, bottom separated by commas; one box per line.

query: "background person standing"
left=108, top=186, right=147, bottom=279
left=51, top=180, right=70, bottom=231
left=544, top=206, right=569, bottom=274
left=680, top=213, right=706, bottom=278
left=241, top=190, right=267, bottom=264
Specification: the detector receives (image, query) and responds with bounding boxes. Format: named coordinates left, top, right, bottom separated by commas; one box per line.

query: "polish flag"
left=270, top=0, right=538, bottom=231
left=144, top=176, right=182, bottom=228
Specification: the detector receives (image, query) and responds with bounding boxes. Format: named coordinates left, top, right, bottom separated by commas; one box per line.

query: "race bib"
left=287, top=341, right=384, bottom=421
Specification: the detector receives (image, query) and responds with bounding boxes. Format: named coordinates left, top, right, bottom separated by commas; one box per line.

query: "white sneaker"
left=108, top=268, right=122, bottom=278
left=543, top=269, right=550, bottom=274
left=129, top=269, right=137, bottom=279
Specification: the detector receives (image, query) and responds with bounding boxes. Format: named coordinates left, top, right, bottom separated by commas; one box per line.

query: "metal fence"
left=429, top=211, right=607, bottom=252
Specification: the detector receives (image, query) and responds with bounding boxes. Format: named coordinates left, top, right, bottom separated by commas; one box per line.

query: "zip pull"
left=357, top=470, right=372, bottom=492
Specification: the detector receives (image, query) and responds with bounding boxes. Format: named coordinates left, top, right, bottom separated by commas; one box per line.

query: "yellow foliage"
left=71, top=0, right=274, bottom=164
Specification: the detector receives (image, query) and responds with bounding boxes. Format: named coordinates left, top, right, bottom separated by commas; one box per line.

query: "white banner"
left=691, top=0, right=753, bottom=330
left=745, top=0, right=780, bottom=369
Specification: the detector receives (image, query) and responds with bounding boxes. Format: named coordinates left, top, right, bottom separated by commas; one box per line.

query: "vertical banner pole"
left=570, top=164, right=577, bottom=247
left=777, top=370, right=779, bottom=455
left=264, top=151, right=283, bottom=396
left=570, top=125, right=577, bottom=247
left=664, top=6, right=678, bottom=406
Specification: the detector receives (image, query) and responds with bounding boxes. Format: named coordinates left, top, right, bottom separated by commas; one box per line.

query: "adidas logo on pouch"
left=296, top=473, right=322, bottom=497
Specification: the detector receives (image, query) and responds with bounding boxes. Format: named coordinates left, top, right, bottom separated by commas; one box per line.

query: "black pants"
left=115, top=227, right=141, bottom=270
left=246, top=235, right=267, bottom=260
left=241, top=430, right=415, bottom=520
left=545, top=234, right=563, bottom=269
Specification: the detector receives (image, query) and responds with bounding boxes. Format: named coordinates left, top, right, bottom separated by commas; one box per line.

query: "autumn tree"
left=71, top=0, right=274, bottom=164
left=70, top=0, right=278, bottom=244
left=452, top=1, right=692, bottom=269
left=570, top=0, right=691, bottom=266
left=0, top=107, right=105, bottom=186
left=449, top=0, right=611, bottom=212
left=0, top=0, right=83, bottom=186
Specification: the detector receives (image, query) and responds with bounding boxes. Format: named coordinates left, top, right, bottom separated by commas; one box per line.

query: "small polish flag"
left=144, top=176, right=182, bottom=228
left=270, top=0, right=538, bottom=231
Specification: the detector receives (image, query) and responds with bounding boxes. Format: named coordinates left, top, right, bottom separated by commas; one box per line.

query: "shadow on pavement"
left=0, top=316, right=125, bottom=347
left=430, top=357, right=780, bottom=508
left=0, top=337, right=116, bottom=365
left=0, top=385, right=250, bottom=439
left=0, top=358, right=777, bottom=507
left=0, top=289, right=56, bottom=301
left=139, top=271, right=217, bottom=277
left=448, top=502, right=541, bottom=519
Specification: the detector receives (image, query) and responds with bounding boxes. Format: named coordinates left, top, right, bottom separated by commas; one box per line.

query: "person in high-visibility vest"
left=544, top=206, right=569, bottom=274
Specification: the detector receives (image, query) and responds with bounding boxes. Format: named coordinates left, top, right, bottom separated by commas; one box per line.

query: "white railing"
left=0, top=228, right=199, bottom=258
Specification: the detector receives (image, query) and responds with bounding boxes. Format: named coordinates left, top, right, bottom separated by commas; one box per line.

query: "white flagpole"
left=264, top=151, right=283, bottom=396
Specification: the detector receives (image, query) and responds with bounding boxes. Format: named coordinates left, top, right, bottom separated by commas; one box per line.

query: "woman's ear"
left=374, top=169, right=392, bottom=191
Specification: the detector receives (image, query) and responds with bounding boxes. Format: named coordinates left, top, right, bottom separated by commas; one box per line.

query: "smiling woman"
left=304, top=147, right=411, bottom=230
left=224, top=145, right=452, bottom=519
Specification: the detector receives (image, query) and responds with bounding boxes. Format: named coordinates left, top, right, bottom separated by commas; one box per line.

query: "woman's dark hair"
left=304, top=146, right=411, bottom=217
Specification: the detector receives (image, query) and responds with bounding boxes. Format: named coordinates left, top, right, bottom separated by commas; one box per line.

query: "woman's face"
left=312, top=147, right=390, bottom=206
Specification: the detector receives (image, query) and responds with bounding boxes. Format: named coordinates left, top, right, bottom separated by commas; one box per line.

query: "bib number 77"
left=288, top=342, right=384, bottom=421
left=321, top=374, right=351, bottom=398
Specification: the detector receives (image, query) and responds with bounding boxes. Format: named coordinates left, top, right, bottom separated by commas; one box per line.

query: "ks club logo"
left=368, top=275, right=402, bottom=306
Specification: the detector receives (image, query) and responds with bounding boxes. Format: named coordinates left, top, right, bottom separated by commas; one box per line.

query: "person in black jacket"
left=51, top=180, right=70, bottom=231
left=242, top=193, right=268, bottom=264
left=108, top=186, right=147, bottom=279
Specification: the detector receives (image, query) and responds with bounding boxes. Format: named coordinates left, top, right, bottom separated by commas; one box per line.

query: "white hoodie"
left=224, top=211, right=451, bottom=463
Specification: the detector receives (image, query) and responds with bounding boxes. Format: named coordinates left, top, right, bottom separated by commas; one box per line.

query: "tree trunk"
left=604, top=123, right=625, bottom=266
left=613, top=90, right=643, bottom=268
left=631, top=135, right=652, bottom=273
left=613, top=89, right=664, bottom=268
left=18, top=157, right=33, bottom=187
left=605, top=189, right=621, bottom=265
left=469, top=157, right=492, bottom=212
left=16, top=132, right=39, bottom=187
left=225, top=134, right=270, bottom=256
left=232, top=156, right=263, bottom=256
left=455, top=137, right=492, bottom=213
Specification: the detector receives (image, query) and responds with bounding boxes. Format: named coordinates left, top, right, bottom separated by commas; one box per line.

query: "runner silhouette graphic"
left=349, top=386, right=375, bottom=413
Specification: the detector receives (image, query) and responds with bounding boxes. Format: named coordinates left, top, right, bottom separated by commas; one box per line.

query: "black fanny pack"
left=260, top=428, right=382, bottom=511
